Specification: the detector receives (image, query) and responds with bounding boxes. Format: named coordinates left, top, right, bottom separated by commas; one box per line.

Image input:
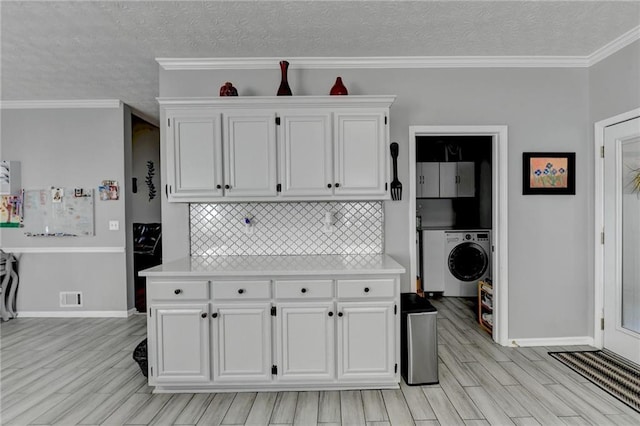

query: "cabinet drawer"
left=148, top=280, right=209, bottom=300
left=213, top=280, right=271, bottom=300
left=337, top=279, right=395, bottom=299
left=275, top=280, right=333, bottom=299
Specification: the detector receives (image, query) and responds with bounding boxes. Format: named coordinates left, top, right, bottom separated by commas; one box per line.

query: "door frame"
left=593, top=108, right=640, bottom=349
left=408, top=125, right=509, bottom=346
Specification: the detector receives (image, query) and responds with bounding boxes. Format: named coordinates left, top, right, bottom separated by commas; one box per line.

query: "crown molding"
left=0, top=100, right=122, bottom=109
left=588, top=25, right=640, bottom=67
left=157, top=27, right=640, bottom=71
left=157, top=56, right=590, bottom=70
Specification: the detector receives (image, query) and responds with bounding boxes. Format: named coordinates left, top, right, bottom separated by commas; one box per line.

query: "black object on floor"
left=549, top=350, right=640, bottom=413
left=133, top=338, right=148, bottom=377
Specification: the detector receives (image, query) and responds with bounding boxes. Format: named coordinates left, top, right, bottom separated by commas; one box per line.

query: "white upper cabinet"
left=166, top=111, right=223, bottom=201
left=416, top=162, right=440, bottom=198
left=159, top=96, right=395, bottom=202
left=279, top=112, right=333, bottom=197
left=334, top=111, right=388, bottom=196
left=223, top=111, right=278, bottom=197
left=440, top=161, right=475, bottom=198
left=417, top=161, right=475, bottom=198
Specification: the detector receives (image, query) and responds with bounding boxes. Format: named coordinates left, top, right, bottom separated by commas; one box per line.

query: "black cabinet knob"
left=301, top=288, right=307, bottom=293
left=338, top=312, right=343, bottom=317
left=225, top=184, right=230, bottom=189
left=328, top=311, right=334, bottom=317
left=364, top=287, right=370, bottom=293
left=174, top=289, right=182, bottom=295
left=327, top=183, right=332, bottom=188
left=212, top=313, right=218, bottom=318
left=335, top=183, right=340, bottom=188
left=216, top=184, right=222, bottom=189
left=201, top=313, right=207, bottom=318
left=238, top=288, right=245, bottom=294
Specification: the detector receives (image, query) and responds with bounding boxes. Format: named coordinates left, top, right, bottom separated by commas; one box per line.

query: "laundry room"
left=415, top=135, right=493, bottom=327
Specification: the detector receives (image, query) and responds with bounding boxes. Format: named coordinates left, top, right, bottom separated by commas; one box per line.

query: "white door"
left=276, top=303, right=335, bottom=381
left=150, top=304, right=210, bottom=384
left=604, top=116, right=640, bottom=364
left=166, top=112, right=223, bottom=200
left=223, top=112, right=278, bottom=197
left=336, top=302, right=396, bottom=380
left=279, top=112, right=333, bottom=196
left=212, top=303, right=272, bottom=382
left=334, top=111, right=388, bottom=196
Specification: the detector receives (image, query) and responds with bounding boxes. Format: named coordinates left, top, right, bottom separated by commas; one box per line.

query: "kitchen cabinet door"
left=275, top=303, right=335, bottom=382
left=279, top=112, right=333, bottom=196
left=456, top=161, right=475, bottom=197
left=439, top=162, right=458, bottom=198
left=439, top=162, right=475, bottom=198
left=336, top=302, right=396, bottom=381
left=149, top=304, right=210, bottom=385
left=212, top=303, right=272, bottom=382
left=223, top=112, right=278, bottom=197
left=334, top=111, right=388, bottom=197
left=416, top=162, right=440, bottom=198
left=166, top=111, right=223, bottom=201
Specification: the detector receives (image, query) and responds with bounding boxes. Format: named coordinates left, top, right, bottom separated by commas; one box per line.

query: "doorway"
left=409, top=126, right=509, bottom=345
left=130, top=115, right=162, bottom=312
left=595, top=110, right=640, bottom=364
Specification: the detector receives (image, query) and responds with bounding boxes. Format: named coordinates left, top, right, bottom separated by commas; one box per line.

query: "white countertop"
left=140, top=254, right=405, bottom=277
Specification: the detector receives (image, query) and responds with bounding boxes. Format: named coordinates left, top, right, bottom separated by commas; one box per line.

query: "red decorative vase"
left=277, top=61, right=292, bottom=96
left=330, top=77, right=348, bottom=95
left=219, top=82, right=238, bottom=96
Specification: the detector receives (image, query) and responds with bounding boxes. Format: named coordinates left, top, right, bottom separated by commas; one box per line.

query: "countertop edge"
left=140, top=268, right=406, bottom=277
left=139, top=255, right=406, bottom=277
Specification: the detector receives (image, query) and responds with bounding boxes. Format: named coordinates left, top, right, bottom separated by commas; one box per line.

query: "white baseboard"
left=18, top=311, right=130, bottom=318
left=509, top=336, right=595, bottom=347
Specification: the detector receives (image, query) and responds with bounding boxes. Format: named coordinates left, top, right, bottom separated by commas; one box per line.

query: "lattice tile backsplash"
left=190, top=202, right=384, bottom=256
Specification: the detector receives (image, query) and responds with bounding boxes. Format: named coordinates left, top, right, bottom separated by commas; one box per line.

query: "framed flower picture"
left=523, top=152, right=576, bottom=195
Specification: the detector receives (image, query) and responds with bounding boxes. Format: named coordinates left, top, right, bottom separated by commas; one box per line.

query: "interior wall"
left=588, top=40, right=640, bottom=338
left=131, top=116, right=161, bottom=224
left=0, top=106, right=129, bottom=313
left=160, top=65, right=591, bottom=340
left=589, top=41, right=640, bottom=124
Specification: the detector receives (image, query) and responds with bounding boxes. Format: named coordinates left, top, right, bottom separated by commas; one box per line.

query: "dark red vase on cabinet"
left=330, top=77, right=348, bottom=95
left=219, top=82, right=238, bottom=96
left=277, top=60, right=292, bottom=96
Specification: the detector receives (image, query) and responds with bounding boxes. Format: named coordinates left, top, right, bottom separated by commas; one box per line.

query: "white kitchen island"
left=140, top=254, right=405, bottom=393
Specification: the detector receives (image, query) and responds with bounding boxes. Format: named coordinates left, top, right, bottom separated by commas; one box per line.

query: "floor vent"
left=59, top=291, right=83, bottom=307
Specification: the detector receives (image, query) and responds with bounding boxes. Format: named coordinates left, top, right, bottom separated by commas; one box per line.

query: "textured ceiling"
left=2, top=1, right=639, bottom=122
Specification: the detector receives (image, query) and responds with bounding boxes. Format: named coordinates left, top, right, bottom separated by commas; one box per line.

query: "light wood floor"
left=2, top=297, right=640, bottom=425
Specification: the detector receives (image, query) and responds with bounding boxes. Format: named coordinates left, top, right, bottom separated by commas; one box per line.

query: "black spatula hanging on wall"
left=390, top=142, right=402, bottom=200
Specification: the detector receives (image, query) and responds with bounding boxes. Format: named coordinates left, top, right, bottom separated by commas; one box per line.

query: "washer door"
left=448, top=242, right=488, bottom=281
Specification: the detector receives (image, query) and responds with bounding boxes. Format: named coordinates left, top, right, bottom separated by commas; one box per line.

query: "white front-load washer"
left=444, top=230, right=491, bottom=297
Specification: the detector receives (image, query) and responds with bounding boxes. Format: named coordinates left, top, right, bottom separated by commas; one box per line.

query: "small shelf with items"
left=478, top=280, right=493, bottom=334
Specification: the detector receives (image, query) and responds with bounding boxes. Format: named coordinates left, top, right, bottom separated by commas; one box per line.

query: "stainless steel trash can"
left=401, top=293, right=438, bottom=385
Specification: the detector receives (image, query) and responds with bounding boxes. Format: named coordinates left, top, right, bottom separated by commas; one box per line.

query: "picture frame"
left=523, top=152, right=576, bottom=195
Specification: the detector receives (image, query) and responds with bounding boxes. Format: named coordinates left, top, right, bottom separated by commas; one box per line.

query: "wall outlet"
left=109, top=220, right=119, bottom=231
